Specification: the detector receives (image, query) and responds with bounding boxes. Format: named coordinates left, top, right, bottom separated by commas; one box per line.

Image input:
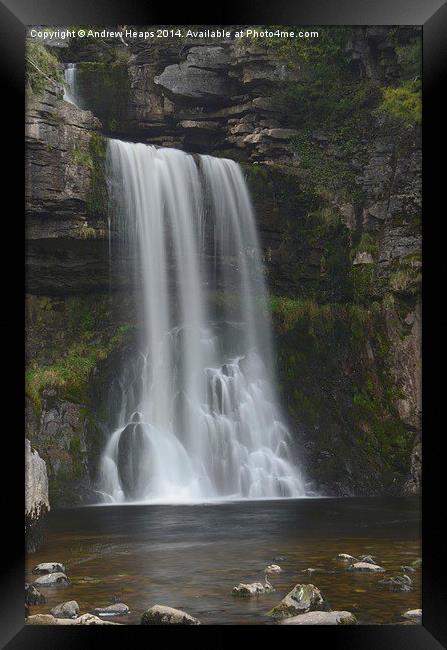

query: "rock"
left=403, top=609, right=422, bottom=622
left=265, top=128, right=298, bottom=140
left=92, top=603, right=130, bottom=617
left=336, top=553, right=358, bottom=563
left=117, top=421, right=146, bottom=499
left=141, top=605, right=200, bottom=625
left=353, top=251, right=374, bottom=265
left=27, top=614, right=59, bottom=625
left=74, top=613, right=120, bottom=625
left=379, top=574, right=412, bottom=592
left=265, top=564, right=282, bottom=574
left=33, top=562, right=65, bottom=575
left=33, top=572, right=70, bottom=587
left=25, top=583, right=46, bottom=606
left=302, top=568, right=317, bottom=575
left=358, top=555, right=376, bottom=565
left=349, top=562, right=385, bottom=572
left=25, top=439, right=50, bottom=552
left=280, top=610, right=357, bottom=625
left=411, top=558, right=422, bottom=569
left=27, top=613, right=120, bottom=625
left=50, top=601, right=79, bottom=619
left=267, top=584, right=328, bottom=620
left=232, top=581, right=272, bottom=597
left=401, top=565, right=416, bottom=573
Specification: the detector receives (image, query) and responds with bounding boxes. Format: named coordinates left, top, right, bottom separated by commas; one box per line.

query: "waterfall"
left=99, top=140, right=306, bottom=503
left=63, top=63, right=78, bottom=105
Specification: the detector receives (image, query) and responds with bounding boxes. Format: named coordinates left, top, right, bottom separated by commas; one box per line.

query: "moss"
left=26, top=40, right=64, bottom=96
left=377, top=80, right=421, bottom=127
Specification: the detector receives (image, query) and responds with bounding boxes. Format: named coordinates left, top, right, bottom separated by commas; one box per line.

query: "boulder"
left=117, top=421, right=146, bottom=499
left=232, top=581, right=272, bottom=597
left=25, top=439, right=50, bottom=553
left=27, top=613, right=120, bottom=625
left=403, top=609, right=422, bottom=622
left=33, top=572, right=70, bottom=587
left=349, top=562, right=385, bottom=572
left=358, top=555, right=376, bottom=564
left=265, top=564, right=282, bottom=574
left=336, top=553, right=358, bottom=563
left=25, top=583, right=46, bottom=606
left=280, top=610, right=357, bottom=625
left=33, top=562, right=65, bottom=575
left=50, top=601, right=79, bottom=619
left=92, top=603, right=130, bottom=617
left=141, top=605, right=200, bottom=625
left=268, top=584, right=329, bottom=620
left=379, top=574, right=412, bottom=592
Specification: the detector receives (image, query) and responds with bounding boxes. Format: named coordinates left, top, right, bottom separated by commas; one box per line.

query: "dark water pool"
left=26, top=497, right=421, bottom=625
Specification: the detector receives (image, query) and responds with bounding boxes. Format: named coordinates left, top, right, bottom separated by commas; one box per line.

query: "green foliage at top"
left=26, top=40, right=64, bottom=96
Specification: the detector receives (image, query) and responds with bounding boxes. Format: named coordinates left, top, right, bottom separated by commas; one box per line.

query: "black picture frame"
left=2, top=0, right=445, bottom=647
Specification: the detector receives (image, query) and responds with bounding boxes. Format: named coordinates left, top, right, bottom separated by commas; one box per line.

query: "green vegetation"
left=377, top=80, right=421, bottom=127
left=25, top=41, right=64, bottom=96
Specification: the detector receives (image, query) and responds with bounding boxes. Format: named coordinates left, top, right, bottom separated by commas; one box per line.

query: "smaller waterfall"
left=63, top=63, right=78, bottom=105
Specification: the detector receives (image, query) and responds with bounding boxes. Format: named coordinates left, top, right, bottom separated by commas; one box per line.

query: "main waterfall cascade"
left=98, top=139, right=306, bottom=503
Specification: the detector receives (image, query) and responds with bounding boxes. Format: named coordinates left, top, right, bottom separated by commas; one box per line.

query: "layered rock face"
left=25, top=439, right=50, bottom=551
left=25, top=26, right=421, bottom=501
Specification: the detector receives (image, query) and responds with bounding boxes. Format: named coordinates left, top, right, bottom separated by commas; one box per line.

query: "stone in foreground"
left=268, top=584, right=329, bottom=620
left=25, top=583, right=46, bottom=606
left=50, top=601, right=79, bottom=619
left=232, top=581, right=272, bottom=597
left=280, top=611, right=357, bottom=625
left=141, top=605, right=200, bottom=625
left=33, top=572, right=70, bottom=587
left=349, top=562, right=385, bottom=573
left=379, top=574, right=412, bottom=592
left=403, top=609, right=422, bottom=622
left=92, top=603, right=130, bottom=617
left=32, top=562, right=65, bottom=575
left=336, top=554, right=357, bottom=563
left=27, top=613, right=120, bottom=625
left=265, top=564, right=282, bottom=574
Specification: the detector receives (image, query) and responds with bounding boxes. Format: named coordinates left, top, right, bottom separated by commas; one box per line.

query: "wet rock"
left=25, top=583, right=46, bottom=606
left=25, top=439, right=50, bottom=553
left=27, top=613, right=120, bottom=625
left=33, top=562, right=65, bottom=575
left=268, top=584, right=329, bottom=620
left=379, top=574, right=412, bottom=592
left=33, top=572, right=70, bottom=587
left=50, top=600, right=79, bottom=619
left=358, top=555, right=376, bottom=565
left=232, top=581, right=273, bottom=597
left=280, top=610, right=357, bottom=625
left=302, top=568, right=317, bottom=575
left=141, top=605, right=200, bottom=625
left=411, top=558, right=422, bottom=569
left=265, top=564, right=282, bottom=574
left=401, top=565, right=416, bottom=573
left=336, top=553, right=358, bottom=563
left=403, top=609, right=422, bottom=622
left=349, top=562, right=385, bottom=572
left=117, top=421, right=146, bottom=499
left=92, top=603, right=130, bottom=617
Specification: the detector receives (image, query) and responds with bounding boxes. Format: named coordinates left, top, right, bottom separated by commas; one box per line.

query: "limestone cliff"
left=25, top=27, right=421, bottom=501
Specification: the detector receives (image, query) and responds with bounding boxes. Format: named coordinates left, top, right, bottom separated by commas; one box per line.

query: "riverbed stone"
left=358, top=555, right=376, bottom=564
left=280, top=610, right=357, bottom=625
left=25, top=583, right=46, bottom=606
left=27, top=613, right=120, bottom=625
left=379, top=574, right=412, bottom=591
left=32, top=562, right=65, bottom=575
left=50, top=601, right=79, bottom=619
left=141, top=605, right=201, bottom=625
left=403, top=608, right=422, bottom=622
left=349, top=562, right=385, bottom=572
left=336, top=554, right=358, bottom=563
left=265, top=564, right=282, bottom=574
left=33, top=572, right=70, bottom=587
left=232, top=581, right=272, bottom=597
left=92, top=603, right=130, bottom=617
left=268, top=584, right=329, bottom=619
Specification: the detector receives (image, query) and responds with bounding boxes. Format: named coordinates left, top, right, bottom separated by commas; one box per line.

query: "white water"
left=63, top=63, right=78, bottom=105
left=99, top=140, right=306, bottom=503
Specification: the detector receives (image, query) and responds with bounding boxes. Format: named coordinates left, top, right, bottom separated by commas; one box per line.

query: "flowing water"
left=25, top=498, right=421, bottom=625
left=63, top=64, right=78, bottom=105
left=98, top=141, right=305, bottom=503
